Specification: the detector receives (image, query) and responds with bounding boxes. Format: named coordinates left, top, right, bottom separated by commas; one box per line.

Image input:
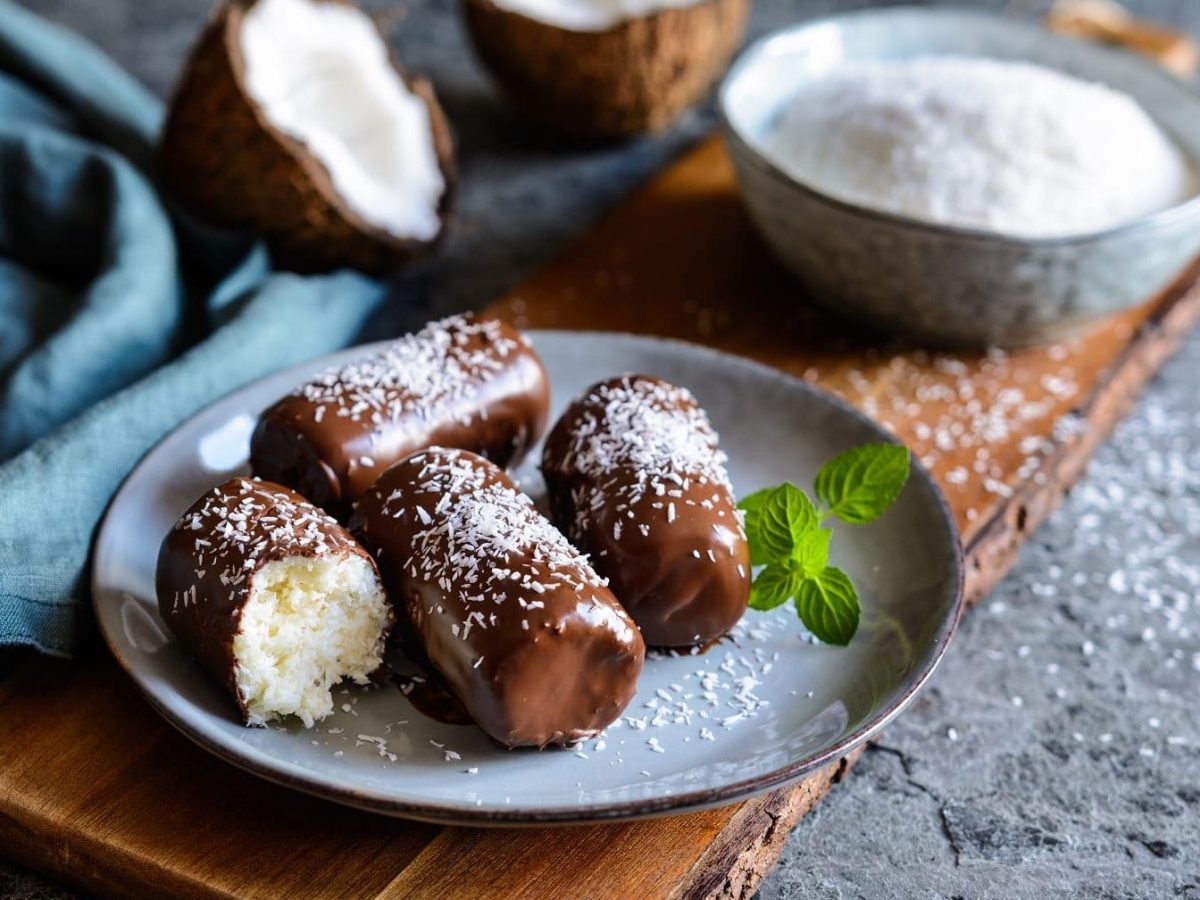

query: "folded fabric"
left=0, top=1, right=388, bottom=657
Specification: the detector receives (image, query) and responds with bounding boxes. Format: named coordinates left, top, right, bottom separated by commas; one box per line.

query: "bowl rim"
left=717, top=4, right=1200, bottom=248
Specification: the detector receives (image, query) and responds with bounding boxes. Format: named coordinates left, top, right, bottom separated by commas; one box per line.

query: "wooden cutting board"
left=4, top=130, right=1200, bottom=900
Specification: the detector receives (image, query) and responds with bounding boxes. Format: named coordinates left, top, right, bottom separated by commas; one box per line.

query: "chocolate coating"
left=250, top=314, right=549, bottom=517
left=156, top=477, right=383, bottom=723
left=351, top=448, right=645, bottom=748
left=541, top=375, right=750, bottom=648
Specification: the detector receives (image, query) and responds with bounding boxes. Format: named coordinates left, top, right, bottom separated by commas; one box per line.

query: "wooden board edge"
left=962, top=262, right=1200, bottom=605
left=670, top=748, right=864, bottom=900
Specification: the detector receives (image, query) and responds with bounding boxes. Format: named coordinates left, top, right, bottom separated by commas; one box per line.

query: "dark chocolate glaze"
left=156, top=477, right=385, bottom=724
left=351, top=448, right=645, bottom=748
left=394, top=671, right=474, bottom=725
left=541, top=375, right=751, bottom=648
left=250, top=314, right=549, bottom=517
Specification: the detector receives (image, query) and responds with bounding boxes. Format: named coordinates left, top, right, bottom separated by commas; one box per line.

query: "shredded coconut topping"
left=294, top=313, right=523, bottom=438
left=549, top=377, right=742, bottom=548
left=383, top=449, right=609, bottom=620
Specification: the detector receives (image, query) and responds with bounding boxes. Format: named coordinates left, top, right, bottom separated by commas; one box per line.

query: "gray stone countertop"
left=3, top=0, right=1199, bottom=898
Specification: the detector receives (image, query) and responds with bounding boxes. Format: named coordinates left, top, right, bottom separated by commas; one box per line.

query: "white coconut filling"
left=233, top=554, right=389, bottom=727
left=240, top=0, right=445, bottom=240
left=487, top=0, right=705, bottom=32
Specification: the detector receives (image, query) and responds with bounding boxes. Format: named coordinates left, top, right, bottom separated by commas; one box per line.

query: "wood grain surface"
left=3, top=131, right=1199, bottom=900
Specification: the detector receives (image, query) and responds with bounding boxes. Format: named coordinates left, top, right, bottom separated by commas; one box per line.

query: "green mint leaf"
left=791, top=528, right=832, bottom=577
left=737, top=487, right=772, bottom=513
left=752, top=482, right=818, bottom=564
left=793, top=566, right=860, bottom=645
left=747, top=563, right=800, bottom=611
left=814, top=443, right=910, bottom=524
left=740, top=483, right=818, bottom=566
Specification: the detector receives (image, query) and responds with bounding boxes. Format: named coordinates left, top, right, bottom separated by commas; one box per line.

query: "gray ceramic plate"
left=93, top=331, right=963, bottom=825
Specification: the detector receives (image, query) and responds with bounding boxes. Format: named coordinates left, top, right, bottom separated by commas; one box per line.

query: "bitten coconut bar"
left=541, top=375, right=751, bottom=648
left=351, top=448, right=645, bottom=748
left=250, top=313, right=549, bottom=517
left=156, top=478, right=392, bottom=727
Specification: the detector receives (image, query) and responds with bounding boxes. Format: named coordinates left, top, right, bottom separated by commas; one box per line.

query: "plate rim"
left=93, top=328, right=965, bottom=825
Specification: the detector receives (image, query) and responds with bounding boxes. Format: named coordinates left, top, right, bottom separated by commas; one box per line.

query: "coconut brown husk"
left=160, top=0, right=456, bottom=275
left=462, top=0, right=749, bottom=139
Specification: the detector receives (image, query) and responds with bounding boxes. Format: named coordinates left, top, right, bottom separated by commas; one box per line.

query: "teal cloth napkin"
left=0, top=1, right=388, bottom=657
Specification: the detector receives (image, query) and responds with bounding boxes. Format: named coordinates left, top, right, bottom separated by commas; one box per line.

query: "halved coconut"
left=463, top=0, right=749, bottom=139
left=161, top=0, right=455, bottom=274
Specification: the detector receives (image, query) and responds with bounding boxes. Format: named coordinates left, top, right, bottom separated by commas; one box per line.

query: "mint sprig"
left=738, top=443, right=910, bottom=646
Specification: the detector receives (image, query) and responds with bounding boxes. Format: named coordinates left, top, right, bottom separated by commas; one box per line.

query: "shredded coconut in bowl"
left=759, top=56, right=1197, bottom=238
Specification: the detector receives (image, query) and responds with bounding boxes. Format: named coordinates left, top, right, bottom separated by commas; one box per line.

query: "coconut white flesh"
left=233, top=554, right=389, bottom=728
left=240, top=0, right=445, bottom=240
left=486, top=0, right=705, bottom=31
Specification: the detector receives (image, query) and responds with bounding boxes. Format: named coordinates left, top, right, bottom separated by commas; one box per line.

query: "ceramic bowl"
left=717, top=6, right=1200, bottom=347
